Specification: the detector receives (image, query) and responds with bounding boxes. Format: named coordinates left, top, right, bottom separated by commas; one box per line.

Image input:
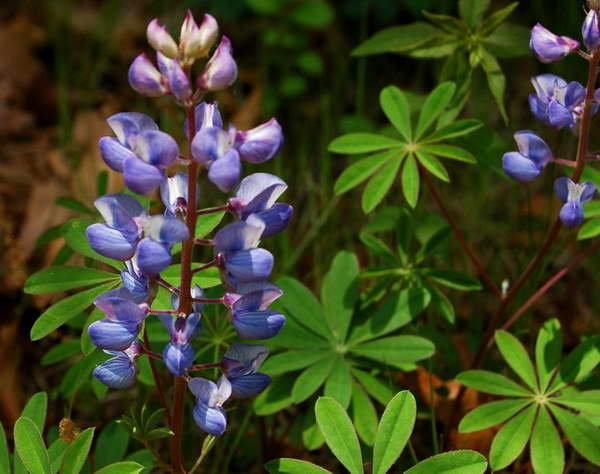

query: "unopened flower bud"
left=530, top=23, right=579, bottom=63
left=197, top=36, right=237, bottom=91
left=180, top=11, right=218, bottom=62
left=156, top=53, right=192, bottom=103
left=235, top=118, right=283, bottom=164
left=128, top=54, right=168, bottom=97
left=583, top=9, right=600, bottom=50
left=147, top=19, right=178, bottom=58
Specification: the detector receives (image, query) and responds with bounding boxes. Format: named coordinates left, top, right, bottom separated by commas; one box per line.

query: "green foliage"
left=62, top=428, right=95, bottom=474
left=458, top=319, right=600, bottom=472
left=329, top=83, right=481, bottom=212
left=352, top=1, right=527, bottom=121
left=14, top=417, right=51, bottom=474
left=118, top=405, right=173, bottom=444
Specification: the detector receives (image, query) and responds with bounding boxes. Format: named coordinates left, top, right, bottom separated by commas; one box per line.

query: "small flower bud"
left=128, top=54, right=168, bottom=97
left=583, top=9, right=600, bottom=50
left=530, top=23, right=579, bottom=63
left=147, top=19, right=178, bottom=58
left=180, top=11, right=218, bottom=62
left=197, top=36, right=238, bottom=91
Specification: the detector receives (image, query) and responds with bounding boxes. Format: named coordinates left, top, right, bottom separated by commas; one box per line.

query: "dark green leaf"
left=373, top=391, right=416, bottom=474
left=0, top=422, right=9, bottom=474
left=535, top=318, right=562, bottom=393
left=334, top=151, right=396, bottom=195
left=48, top=439, right=69, bottom=474
left=553, top=390, right=600, bottom=415
left=350, top=335, right=434, bottom=366
left=97, top=171, right=108, bottom=197
left=531, top=406, right=564, bottom=474
left=480, top=49, right=508, bottom=123
left=81, top=308, right=103, bottom=356
left=359, top=232, right=396, bottom=261
left=351, top=382, right=378, bottom=446
left=253, top=375, right=295, bottom=415
left=265, top=459, right=331, bottom=474
left=144, top=428, right=174, bottom=441
left=409, top=38, right=461, bottom=58
left=41, top=340, right=81, bottom=365
left=94, top=462, right=145, bottom=474
left=62, top=219, right=121, bottom=269
left=489, top=404, right=536, bottom=471
left=14, top=417, right=50, bottom=474
left=423, top=269, right=481, bottom=291
left=61, top=428, right=95, bottom=474
left=459, top=0, right=491, bottom=29
left=172, top=211, right=225, bottom=254
left=160, top=264, right=221, bottom=288
left=578, top=218, right=600, bottom=240
left=315, top=397, right=363, bottom=474
left=352, top=368, right=394, bottom=404
left=290, top=1, right=334, bottom=29
left=549, top=336, right=600, bottom=392
left=25, top=266, right=118, bottom=294
left=479, top=2, right=519, bottom=36
left=483, top=23, right=531, bottom=58
left=324, top=357, right=352, bottom=408
left=459, top=399, right=531, bottom=433
left=261, top=350, right=329, bottom=376
left=302, top=411, right=324, bottom=450
left=416, top=82, right=456, bottom=139
left=429, top=285, right=455, bottom=324
left=292, top=358, right=336, bottom=403
left=422, top=11, right=465, bottom=35
left=415, top=150, right=450, bottom=182
left=401, top=154, right=419, bottom=208
left=328, top=133, right=404, bottom=154
left=362, top=154, right=404, bottom=213
left=457, top=370, right=531, bottom=396
left=380, top=86, right=412, bottom=141
left=405, top=450, right=488, bottom=474
left=495, top=330, right=538, bottom=391
left=269, top=316, right=329, bottom=350
left=30, top=281, right=118, bottom=341
left=422, top=120, right=482, bottom=144
left=21, top=392, right=48, bottom=432
left=36, top=226, right=63, bottom=249
left=95, top=422, right=129, bottom=468
left=352, top=23, right=443, bottom=57
left=549, top=403, right=600, bottom=466
left=55, top=197, right=94, bottom=215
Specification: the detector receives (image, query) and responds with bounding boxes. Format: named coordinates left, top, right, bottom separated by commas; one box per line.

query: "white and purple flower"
left=555, top=177, right=597, bottom=227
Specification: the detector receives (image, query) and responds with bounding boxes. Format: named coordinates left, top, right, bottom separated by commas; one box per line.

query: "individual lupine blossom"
left=229, top=173, right=293, bottom=238
left=99, top=113, right=179, bottom=194
left=160, top=172, right=198, bottom=217
left=502, top=131, right=554, bottom=182
left=160, top=286, right=204, bottom=376
left=223, top=281, right=285, bottom=340
left=191, top=102, right=283, bottom=192
left=93, top=341, right=142, bottom=389
left=188, top=376, right=231, bottom=436
left=121, top=257, right=151, bottom=304
left=213, top=215, right=274, bottom=289
left=88, top=288, right=149, bottom=351
left=583, top=8, right=600, bottom=51
left=530, top=23, right=580, bottom=63
left=220, top=343, right=270, bottom=398
left=554, top=177, right=597, bottom=227
left=529, top=75, right=587, bottom=130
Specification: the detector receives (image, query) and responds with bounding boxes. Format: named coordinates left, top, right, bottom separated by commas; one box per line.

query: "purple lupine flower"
left=93, top=341, right=142, bottom=389
left=136, top=215, right=190, bottom=276
left=98, top=112, right=178, bottom=194
left=529, top=75, right=587, bottom=129
left=221, top=343, right=270, bottom=397
left=502, top=131, right=553, bottom=182
left=213, top=215, right=274, bottom=287
left=86, top=194, right=146, bottom=261
left=121, top=258, right=150, bottom=304
left=161, top=172, right=198, bottom=217
left=228, top=285, right=285, bottom=340
left=156, top=52, right=192, bottom=103
left=197, top=36, right=238, bottom=92
left=229, top=173, right=292, bottom=237
left=128, top=54, right=169, bottom=97
left=554, top=177, right=597, bottom=227
left=189, top=376, right=232, bottom=436
left=88, top=288, right=148, bottom=351
left=180, top=10, right=218, bottom=62
left=234, top=119, right=283, bottom=164
left=530, top=23, right=579, bottom=63
left=147, top=19, right=178, bottom=58
left=583, top=9, right=600, bottom=51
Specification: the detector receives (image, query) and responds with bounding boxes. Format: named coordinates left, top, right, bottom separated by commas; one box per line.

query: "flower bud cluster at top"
left=503, top=5, right=599, bottom=228
left=85, top=10, right=293, bottom=437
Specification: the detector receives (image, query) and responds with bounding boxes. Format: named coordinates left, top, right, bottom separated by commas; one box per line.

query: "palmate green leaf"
left=584, top=200, right=600, bottom=218
left=253, top=375, right=295, bottom=415
left=292, top=357, right=336, bottom=403
left=423, top=269, right=481, bottom=291
left=459, top=0, right=491, bottom=29
left=328, top=133, right=403, bottom=154
left=30, top=281, right=119, bottom=341
left=372, top=391, right=416, bottom=474
left=489, top=404, right=536, bottom=471
left=479, top=2, right=519, bottom=36
left=21, top=392, right=48, bottom=432
left=55, top=197, right=94, bottom=215
left=535, top=318, right=562, bottom=393
left=422, top=120, right=482, bottom=144
left=483, top=23, right=531, bottom=58
left=415, top=150, right=450, bottom=182
left=334, top=151, right=396, bottom=195
left=351, top=382, right=378, bottom=446
left=549, top=336, right=600, bottom=393
left=302, top=411, right=324, bottom=450
left=553, top=390, right=600, bottom=415
left=351, top=22, right=442, bottom=57
left=350, top=335, right=434, bottom=367
left=495, top=330, right=538, bottom=392
left=62, top=219, right=121, bottom=269
left=324, top=357, right=352, bottom=408
left=380, top=86, right=412, bottom=141
left=94, top=462, right=145, bottom=474
left=268, top=316, right=329, bottom=350
left=41, top=339, right=81, bottom=365
left=95, top=422, right=129, bottom=469
left=459, top=399, right=531, bottom=433
left=457, top=370, right=531, bottom=397
left=549, top=403, right=600, bottom=466
left=480, top=48, right=508, bottom=123
left=428, top=285, right=455, bottom=324
left=405, top=450, right=487, bottom=474
left=362, top=153, right=404, bottom=213
left=62, top=428, right=95, bottom=474
left=420, top=144, right=476, bottom=164
left=277, top=276, right=331, bottom=339
left=24, top=266, right=118, bottom=294
left=315, top=397, right=364, bottom=474
left=401, top=154, right=419, bottom=208
left=321, top=251, right=359, bottom=342
left=47, top=439, right=68, bottom=474
left=409, top=38, right=460, bottom=59
left=352, top=368, right=395, bottom=404
left=265, top=458, right=331, bottom=474
left=0, top=422, right=9, bottom=474
left=359, top=232, right=396, bottom=261
left=416, top=82, right=456, bottom=139
left=261, top=350, right=329, bottom=376
left=531, top=406, right=564, bottom=474
left=421, top=11, right=464, bottom=35
left=13, top=417, right=50, bottom=474
left=578, top=218, right=600, bottom=240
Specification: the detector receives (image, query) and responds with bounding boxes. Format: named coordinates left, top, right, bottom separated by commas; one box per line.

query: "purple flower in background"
left=197, top=36, right=238, bottom=92
left=221, top=344, right=270, bottom=397
left=529, top=75, right=586, bottom=130
left=554, top=177, right=597, bottom=227
left=86, top=194, right=146, bottom=261
left=88, top=288, right=148, bottom=351
left=229, top=173, right=292, bottom=238
left=530, top=23, right=579, bottom=63
left=583, top=9, right=600, bottom=51
left=93, top=341, right=142, bottom=389
left=99, top=112, right=178, bottom=194
left=502, top=131, right=553, bottom=182
left=189, top=376, right=232, bottom=436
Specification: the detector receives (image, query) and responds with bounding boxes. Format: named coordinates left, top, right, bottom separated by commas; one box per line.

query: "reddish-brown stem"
left=143, top=349, right=164, bottom=361
left=143, top=330, right=172, bottom=426
left=554, top=159, right=576, bottom=167
left=191, top=259, right=216, bottom=274
left=420, top=167, right=502, bottom=298
left=197, top=204, right=230, bottom=215
left=194, top=238, right=213, bottom=246
left=156, top=277, right=179, bottom=294
left=192, top=297, right=224, bottom=304
left=149, top=309, right=182, bottom=316
left=190, top=362, right=222, bottom=371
